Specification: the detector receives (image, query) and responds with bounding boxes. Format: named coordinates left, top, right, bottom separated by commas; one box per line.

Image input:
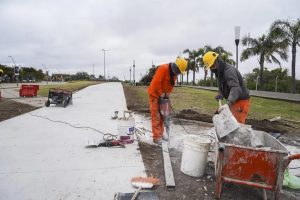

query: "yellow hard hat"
left=175, top=57, right=188, bottom=74
left=203, top=51, right=219, bottom=70
left=0, top=69, right=3, bottom=73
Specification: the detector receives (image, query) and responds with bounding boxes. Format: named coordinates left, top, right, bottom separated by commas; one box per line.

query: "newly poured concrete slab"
left=0, top=82, right=146, bottom=199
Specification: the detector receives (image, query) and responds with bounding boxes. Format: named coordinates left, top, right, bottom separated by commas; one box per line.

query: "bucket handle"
left=283, top=153, right=300, bottom=169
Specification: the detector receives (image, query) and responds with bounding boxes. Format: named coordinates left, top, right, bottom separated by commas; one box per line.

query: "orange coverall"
left=230, top=99, right=250, bottom=124
left=148, top=63, right=176, bottom=141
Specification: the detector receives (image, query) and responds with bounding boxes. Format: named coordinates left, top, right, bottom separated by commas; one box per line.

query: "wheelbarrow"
left=45, top=88, right=72, bottom=108
left=213, top=129, right=300, bottom=199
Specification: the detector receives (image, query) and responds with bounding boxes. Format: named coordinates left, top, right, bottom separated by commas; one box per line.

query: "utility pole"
left=93, top=64, right=94, bottom=77
left=42, top=64, right=48, bottom=85
left=8, top=56, right=18, bottom=86
left=101, top=49, right=109, bottom=80
left=133, top=60, right=135, bottom=85
left=129, top=67, right=132, bottom=83
left=234, top=26, right=241, bottom=69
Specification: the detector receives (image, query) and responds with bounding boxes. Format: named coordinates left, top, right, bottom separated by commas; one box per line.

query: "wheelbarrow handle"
left=283, top=153, right=300, bottom=169
left=285, top=153, right=300, bottom=161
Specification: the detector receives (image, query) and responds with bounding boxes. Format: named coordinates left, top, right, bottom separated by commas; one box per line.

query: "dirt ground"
left=0, top=98, right=38, bottom=122
left=123, top=86, right=300, bottom=199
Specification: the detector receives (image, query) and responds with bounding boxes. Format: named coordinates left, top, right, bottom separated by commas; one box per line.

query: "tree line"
left=141, top=18, right=300, bottom=94
left=0, top=65, right=113, bottom=82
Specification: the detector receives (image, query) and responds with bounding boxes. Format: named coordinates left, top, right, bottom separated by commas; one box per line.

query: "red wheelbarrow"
left=214, top=129, right=300, bottom=199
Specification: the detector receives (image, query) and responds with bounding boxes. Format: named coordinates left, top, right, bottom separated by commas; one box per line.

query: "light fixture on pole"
left=42, top=64, right=48, bottom=85
left=8, top=56, right=19, bottom=86
left=101, top=49, right=110, bottom=80
left=133, top=60, right=135, bottom=85
left=234, top=26, right=241, bottom=69
left=129, top=66, right=132, bottom=83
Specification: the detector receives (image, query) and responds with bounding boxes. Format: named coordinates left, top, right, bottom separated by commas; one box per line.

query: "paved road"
left=0, top=82, right=146, bottom=200
left=185, top=86, right=300, bottom=102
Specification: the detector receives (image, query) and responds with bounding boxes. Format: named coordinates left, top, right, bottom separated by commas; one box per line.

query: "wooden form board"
left=162, top=142, right=175, bottom=190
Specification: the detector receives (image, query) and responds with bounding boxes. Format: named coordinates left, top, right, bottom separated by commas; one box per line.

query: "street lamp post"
left=8, top=56, right=19, bottom=86
left=42, top=64, right=48, bottom=85
left=133, top=60, right=135, bottom=85
left=234, top=26, right=241, bottom=69
left=129, top=67, right=132, bottom=83
left=101, top=49, right=110, bottom=80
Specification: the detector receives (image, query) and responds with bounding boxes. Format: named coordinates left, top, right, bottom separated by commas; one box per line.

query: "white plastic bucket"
left=180, top=135, right=211, bottom=177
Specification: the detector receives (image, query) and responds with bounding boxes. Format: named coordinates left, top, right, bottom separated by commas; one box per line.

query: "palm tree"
left=241, top=29, right=289, bottom=90
left=196, top=48, right=206, bottom=81
left=183, top=49, right=200, bottom=85
left=271, top=19, right=300, bottom=93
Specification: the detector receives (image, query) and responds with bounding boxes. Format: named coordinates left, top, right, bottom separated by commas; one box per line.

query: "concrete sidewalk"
left=0, top=82, right=146, bottom=200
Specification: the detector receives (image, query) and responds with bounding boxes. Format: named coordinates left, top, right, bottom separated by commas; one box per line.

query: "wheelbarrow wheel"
left=45, top=100, right=50, bottom=107
left=63, top=100, right=68, bottom=108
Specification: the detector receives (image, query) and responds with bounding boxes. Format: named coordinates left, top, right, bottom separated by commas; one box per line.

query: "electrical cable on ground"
left=28, top=112, right=117, bottom=137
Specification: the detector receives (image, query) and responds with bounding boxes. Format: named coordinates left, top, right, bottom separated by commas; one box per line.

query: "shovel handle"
left=218, top=99, right=222, bottom=108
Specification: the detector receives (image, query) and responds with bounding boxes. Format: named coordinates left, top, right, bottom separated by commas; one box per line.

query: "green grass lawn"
left=38, top=81, right=101, bottom=97
left=123, top=84, right=300, bottom=121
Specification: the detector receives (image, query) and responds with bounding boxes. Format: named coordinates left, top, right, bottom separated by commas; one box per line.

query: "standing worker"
left=148, top=57, right=188, bottom=145
left=203, top=51, right=250, bottom=123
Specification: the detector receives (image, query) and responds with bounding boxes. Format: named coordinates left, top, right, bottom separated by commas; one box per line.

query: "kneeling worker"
left=148, top=57, right=188, bottom=145
left=203, top=51, right=250, bottom=124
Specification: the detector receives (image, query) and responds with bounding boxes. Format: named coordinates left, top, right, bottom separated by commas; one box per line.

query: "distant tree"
left=72, top=72, right=90, bottom=80
left=140, top=66, right=156, bottom=85
left=245, top=67, right=290, bottom=92
left=183, top=49, right=201, bottom=85
left=271, top=18, right=300, bottom=93
left=110, top=76, right=119, bottom=81
left=98, top=75, right=104, bottom=80
left=241, top=28, right=289, bottom=90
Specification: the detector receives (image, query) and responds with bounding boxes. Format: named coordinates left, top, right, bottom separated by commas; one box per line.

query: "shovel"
left=212, top=100, right=240, bottom=138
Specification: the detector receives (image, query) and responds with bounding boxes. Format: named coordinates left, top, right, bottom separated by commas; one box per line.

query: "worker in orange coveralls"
left=148, top=57, right=187, bottom=145
left=203, top=51, right=250, bottom=123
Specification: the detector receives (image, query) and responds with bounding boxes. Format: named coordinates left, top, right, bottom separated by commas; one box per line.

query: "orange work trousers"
left=149, top=95, right=164, bottom=141
left=230, top=99, right=250, bottom=124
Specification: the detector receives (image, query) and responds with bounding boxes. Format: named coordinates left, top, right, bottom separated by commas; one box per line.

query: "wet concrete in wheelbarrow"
left=135, top=113, right=300, bottom=200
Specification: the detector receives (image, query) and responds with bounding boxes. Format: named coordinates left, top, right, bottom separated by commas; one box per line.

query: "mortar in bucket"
left=117, top=111, right=135, bottom=144
left=181, top=135, right=211, bottom=177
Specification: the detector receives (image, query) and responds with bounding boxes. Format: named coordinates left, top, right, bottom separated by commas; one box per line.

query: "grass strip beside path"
left=38, top=81, right=101, bottom=97
left=123, top=84, right=300, bottom=121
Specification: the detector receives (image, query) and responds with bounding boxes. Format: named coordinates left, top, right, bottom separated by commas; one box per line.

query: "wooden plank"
left=162, top=142, right=175, bottom=190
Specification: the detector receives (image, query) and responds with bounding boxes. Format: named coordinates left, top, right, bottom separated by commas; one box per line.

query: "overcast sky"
left=0, top=0, right=299, bottom=81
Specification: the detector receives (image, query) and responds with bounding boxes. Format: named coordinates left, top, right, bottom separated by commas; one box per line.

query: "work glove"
left=218, top=104, right=229, bottom=113
left=215, top=93, right=224, bottom=101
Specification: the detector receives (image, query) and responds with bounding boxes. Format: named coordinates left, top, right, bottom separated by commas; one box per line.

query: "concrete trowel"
left=212, top=100, right=240, bottom=138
